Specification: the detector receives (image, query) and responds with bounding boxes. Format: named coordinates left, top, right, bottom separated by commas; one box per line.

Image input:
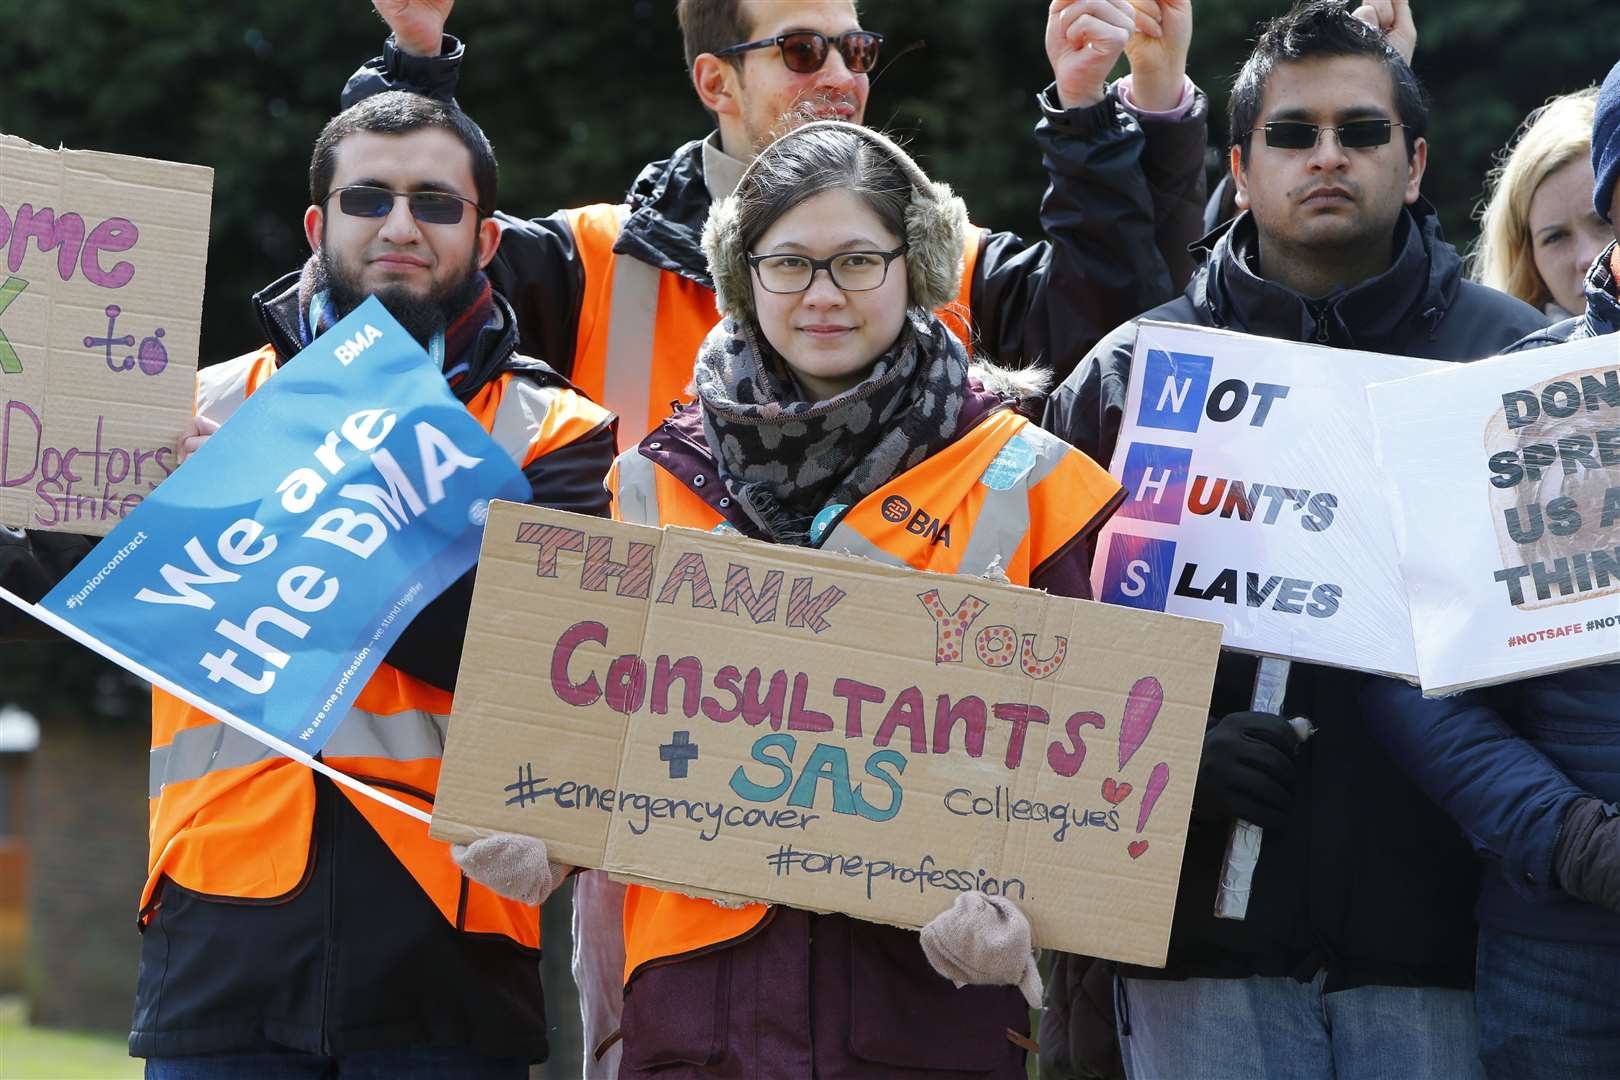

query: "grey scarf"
left=693, top=311, right=966, bottom=545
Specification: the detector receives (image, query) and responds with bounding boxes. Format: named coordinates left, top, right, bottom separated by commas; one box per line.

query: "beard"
left=750, top=90, right=862, bottom=152
left=314, top=244, right=485, bottom=350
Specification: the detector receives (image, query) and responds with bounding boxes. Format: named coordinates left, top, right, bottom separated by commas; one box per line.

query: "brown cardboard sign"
left=433, top=502, right=1222, bottom=965
left=0, top=135, right=212, bottom=534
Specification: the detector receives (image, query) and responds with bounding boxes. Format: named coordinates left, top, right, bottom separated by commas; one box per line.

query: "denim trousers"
left=1117, top=972, right=1486, bottom=1080
left=144, top=1046, right=530, bottom=1079
left=1475, top=926, right=1620, bottom=1080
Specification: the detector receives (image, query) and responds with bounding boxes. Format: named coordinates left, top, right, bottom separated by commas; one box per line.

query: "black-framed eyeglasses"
left=715, top=30, right=883, bottom=74
left=326, top=184, right=481, bottom=225
left=746, top=247, right=907, bottom=294
left=1241, top=119, right=1406, bottom=150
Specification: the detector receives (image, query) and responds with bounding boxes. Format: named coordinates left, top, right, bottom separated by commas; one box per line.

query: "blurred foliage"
left=0, top=0, right=1613, bottom=369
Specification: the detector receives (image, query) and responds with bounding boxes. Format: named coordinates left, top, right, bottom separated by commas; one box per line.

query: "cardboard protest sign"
left=37, top=297, right=529, bottom=751
left=1089, top=321, right=1443, bottom=678
left=431, top=502, right=1223, bottom=965
left=1369, top=334, right=1620, bottom=694
left=0, top=135, right=212, bottom=534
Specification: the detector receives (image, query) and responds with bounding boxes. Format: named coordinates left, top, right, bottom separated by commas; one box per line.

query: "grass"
left=0, top=1002, right=140, bottom=1080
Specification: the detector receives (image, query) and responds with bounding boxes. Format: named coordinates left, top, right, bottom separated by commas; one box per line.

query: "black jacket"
left=1507, top=240, right=1620, bottom=351
left=119, top=274, right=614, bottom=1062
left=343, top=36, right=1209, bottom=387
left=1355, top=242, right=1620, bottom=948
left=1043, top=203, right=1549, bottom=991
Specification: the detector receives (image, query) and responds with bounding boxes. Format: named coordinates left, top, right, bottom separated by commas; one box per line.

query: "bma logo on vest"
left=880, top=495, right=952, bottom=547
left=1136, top=348, right=1289, bottom=433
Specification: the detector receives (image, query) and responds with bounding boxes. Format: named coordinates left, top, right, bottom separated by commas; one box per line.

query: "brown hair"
left=676, top=0, right=751, bottom=73
left=703, top=121, right=968, bottom=322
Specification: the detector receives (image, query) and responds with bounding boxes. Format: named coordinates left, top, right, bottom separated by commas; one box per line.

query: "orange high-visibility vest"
left=143, top=345, right=612, bottom=949
left=564, top=203, right=985, bottom=442
left=606, top=406, right=1124, bottom=982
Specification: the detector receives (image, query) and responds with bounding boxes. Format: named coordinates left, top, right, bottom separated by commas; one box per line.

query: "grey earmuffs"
left=703, top=120, right=970, bottom=323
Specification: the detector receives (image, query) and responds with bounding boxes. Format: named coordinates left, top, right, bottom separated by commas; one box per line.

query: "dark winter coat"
left=1043, top=203, right=1549, bottom=991
left=1359, top=240, right=1620, bottom=947
left=343, top=35, right=1210, bottom=388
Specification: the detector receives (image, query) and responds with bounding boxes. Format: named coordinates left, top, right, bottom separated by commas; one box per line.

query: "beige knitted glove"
left=920, top=892, right=1043, bottom=1007
left=450, top=834, right=571, bottom=907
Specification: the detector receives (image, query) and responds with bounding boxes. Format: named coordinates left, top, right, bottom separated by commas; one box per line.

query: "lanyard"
left=305, top=290, right=445, bottom=369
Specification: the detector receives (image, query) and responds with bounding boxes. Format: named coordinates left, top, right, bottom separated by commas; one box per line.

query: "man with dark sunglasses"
left=1043, top=3, right=1545, bottom=1078
left=125, top=90, right=617, bottom=1078
left=348, top=0, right=1207, bottom=443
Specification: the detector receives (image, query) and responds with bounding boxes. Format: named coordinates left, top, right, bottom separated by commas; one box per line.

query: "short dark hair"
left=309, top=91, right=498, bottom=217
left=1229, top=1, right=1429, bottom=165
left=734, top=122, right=909, bottom=258
left=677, top=0, right=751, bottom=73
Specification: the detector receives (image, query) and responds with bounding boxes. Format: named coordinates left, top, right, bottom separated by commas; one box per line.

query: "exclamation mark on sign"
left=1129, top=762, right=1171, bottom=859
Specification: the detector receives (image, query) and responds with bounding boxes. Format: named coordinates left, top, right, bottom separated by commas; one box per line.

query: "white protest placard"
left=1089, top=321, right=1444, bottom=678
left=1369, top=333, right=1620, bottom=694
left=431, top=502, right=1224, bottom=966
left=0, top=135, right=212, bottom=534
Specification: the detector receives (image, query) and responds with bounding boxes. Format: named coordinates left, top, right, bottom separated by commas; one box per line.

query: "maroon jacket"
left=617, top=377, right=1088, bottom=1080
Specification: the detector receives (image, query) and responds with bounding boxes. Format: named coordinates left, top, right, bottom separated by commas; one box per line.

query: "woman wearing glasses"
left=593, top=120, right=1125, bottom=1078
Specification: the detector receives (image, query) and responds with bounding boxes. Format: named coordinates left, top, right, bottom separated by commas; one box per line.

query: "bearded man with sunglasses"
left=347, top=0, right=1207, bottom=442
left=131, top=91, right=616, bottom=1078
left=1043, top=4, right=1545, bottom=1078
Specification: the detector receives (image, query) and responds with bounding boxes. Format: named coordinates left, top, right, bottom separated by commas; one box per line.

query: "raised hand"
left=1123, top=1, right=1192, bottom=112
left=1351, top=0, right=1417, bottom=64
left=373, top=0, right=455, bottom=57
left=1047, top=0, right=1150, bottom=110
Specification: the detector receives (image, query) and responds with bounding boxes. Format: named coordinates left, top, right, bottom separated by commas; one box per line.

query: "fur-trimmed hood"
left=702, top=121, right=970, bottom=323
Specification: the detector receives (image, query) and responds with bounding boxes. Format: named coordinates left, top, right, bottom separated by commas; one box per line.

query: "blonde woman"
left=1474, top=89, right=1608, bottom=317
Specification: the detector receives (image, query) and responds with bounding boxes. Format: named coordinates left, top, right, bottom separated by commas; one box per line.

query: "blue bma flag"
left=41, top=296, right=528, bottom=752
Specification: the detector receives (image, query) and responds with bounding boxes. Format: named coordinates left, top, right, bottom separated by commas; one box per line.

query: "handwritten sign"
left=430, top=502, right=1222, bottom=965
left=0, top=135, right=212, bottom=533
left=1369, top=333, right=1620, bottom=693
left=1089, top=321, right=1443, bottom=678
left=40, top=298, right=528, bottom=750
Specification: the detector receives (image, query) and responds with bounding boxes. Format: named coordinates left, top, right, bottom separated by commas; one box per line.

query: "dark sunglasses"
left=714, top=30, right=883, bottom=74
left=327, top=184, right=481, bottom=225
left=1243, top=119, right=1406, bottom=150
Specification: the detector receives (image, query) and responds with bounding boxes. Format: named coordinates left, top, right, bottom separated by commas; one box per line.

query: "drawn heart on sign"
left=1101, top=778, right=1132, bottom=805
left=1128, top=840, right=1149, bottom=859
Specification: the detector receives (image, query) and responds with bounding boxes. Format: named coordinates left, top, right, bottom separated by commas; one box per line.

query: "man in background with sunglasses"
left=1043, top=3, right=1544, bottom=1077
left=133, top=90, right=615, bottom=1078
left=347, top=0, right=1207, bottom=443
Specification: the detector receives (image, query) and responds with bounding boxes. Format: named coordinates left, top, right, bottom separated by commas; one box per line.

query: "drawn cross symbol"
left=659, top=730, right=700, bottom=779
left=83, top=304, right=137, bottom=371
left=0, top=277, right=30, bottom=375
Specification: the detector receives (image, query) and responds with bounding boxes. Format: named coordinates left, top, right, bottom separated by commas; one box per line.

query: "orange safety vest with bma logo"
left=142, top=345, right=612, bottom=949
left=605, top=406, right=1124, bottom=982
left=563, top=203, right=985, bottom=442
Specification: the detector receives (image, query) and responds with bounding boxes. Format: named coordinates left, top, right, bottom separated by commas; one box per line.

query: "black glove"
left=1553, top=797, right=1620, bottom=914
left=1192, top=711, right=1302, bottom=831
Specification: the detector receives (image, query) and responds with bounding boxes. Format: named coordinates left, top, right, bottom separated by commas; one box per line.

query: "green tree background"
left=4, top=0, right=1614, bottom=368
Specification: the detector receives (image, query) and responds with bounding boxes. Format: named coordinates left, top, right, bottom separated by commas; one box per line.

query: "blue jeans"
left=1475, top=927, right=1620, bottom=1080
left=1117, top=973, right=1486, bottom=1080
left=144, top=1046, right=530, bottom=1079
